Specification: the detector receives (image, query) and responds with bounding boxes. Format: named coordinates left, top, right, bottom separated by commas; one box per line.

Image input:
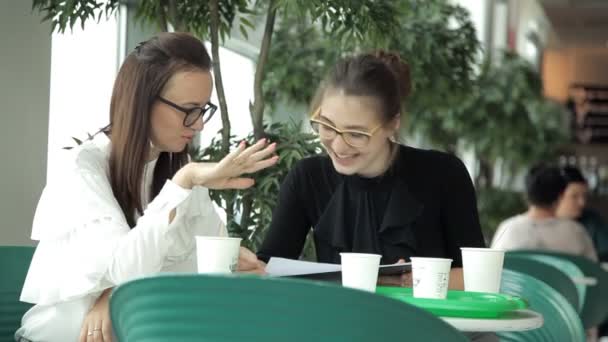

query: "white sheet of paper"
left=265, top=257, right=410, bottom=277
left=265, top=257, right=341, bottom=277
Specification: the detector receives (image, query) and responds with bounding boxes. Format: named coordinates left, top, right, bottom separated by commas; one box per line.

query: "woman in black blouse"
left=258, top=51, right=485, bottom=289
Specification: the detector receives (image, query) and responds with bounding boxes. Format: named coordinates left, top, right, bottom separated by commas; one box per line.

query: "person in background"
left=556, top=166, right=608, bottom=263
left=16, top=32, right=274, bottom=342
left=556, top=166, right=608, bottom=340
left=491, top=164, right=597, bottom=261
left=257, top=50, right=486, bottom=290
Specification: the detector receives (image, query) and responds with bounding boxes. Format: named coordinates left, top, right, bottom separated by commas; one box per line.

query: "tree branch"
left=156, top=0, right=168, bottom=32
left=209, top=0, right=231, bottom=155
left=167, top=0, right=186, bottom=31
left=476, top=158, right=494, bottom=189
left=251, top=0, right=278, bottom=139
left=209, top=0, right=234, bottom=229
left=240, top=195, right=253, bottom=237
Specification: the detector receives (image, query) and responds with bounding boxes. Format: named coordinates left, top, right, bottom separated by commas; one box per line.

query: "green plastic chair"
left=518, top=255, right=586, bottom=312
left=0, top=246, right=35, bottom=341
left=509, top=250, right=608, bottom=329
left=497, top=269, right=585, bottom=342
left=503, top=254, right=580, bottom=311
left=110, top=274, right=469, bottom=342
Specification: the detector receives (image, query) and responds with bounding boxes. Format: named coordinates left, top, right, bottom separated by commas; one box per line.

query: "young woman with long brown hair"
left=16, top=32, right=276, bottom=342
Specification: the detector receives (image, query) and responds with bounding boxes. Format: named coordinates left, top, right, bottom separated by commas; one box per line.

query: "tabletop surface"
left=441, top=310, right=544, bottom=332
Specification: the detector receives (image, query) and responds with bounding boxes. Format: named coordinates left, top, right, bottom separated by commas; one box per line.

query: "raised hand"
left=174, top=139, right=278, bottom=190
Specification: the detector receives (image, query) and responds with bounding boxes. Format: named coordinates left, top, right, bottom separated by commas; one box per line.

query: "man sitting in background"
left=491, top=164, right=597, bottom=261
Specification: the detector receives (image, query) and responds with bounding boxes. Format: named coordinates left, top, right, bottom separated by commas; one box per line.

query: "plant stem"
left=209, top=0, right=231, bottom=155
left=477, top=158, right=494, bottom=189
left=156, top=0, right=168, bottom=32
left=240, top=195, right=253, bottom=235
left=209, top=0, right=234, bottom=226
left=167, top=0, right=186, bottom=31
left=251, top=0, right=278, bottom=139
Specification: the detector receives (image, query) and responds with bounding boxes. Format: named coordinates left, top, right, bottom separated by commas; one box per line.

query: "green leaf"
left=239, top=24, right=248, bottom=39
left=240, top=16, right=254, bottom=29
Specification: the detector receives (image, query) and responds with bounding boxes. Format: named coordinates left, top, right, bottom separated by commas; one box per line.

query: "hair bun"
left=373, top=50, right=411, bottom=99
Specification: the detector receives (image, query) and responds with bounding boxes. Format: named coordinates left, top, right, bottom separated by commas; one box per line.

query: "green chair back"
left=509, top=250, right=608, bottom=328
left=110, top=274, right=469, bottom=342
left=522, top=255, right=586, bottom=312
left=0, top=246, right=35, bottom=341
left=504, top=254, right=580, bottom=311
left=497, top=269, right=585, bottom=342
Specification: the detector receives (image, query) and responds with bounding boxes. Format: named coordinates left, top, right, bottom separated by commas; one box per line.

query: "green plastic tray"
left=376, top=287, right=528, bottom=318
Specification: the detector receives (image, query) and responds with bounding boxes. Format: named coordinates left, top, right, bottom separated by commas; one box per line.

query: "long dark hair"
left=108, top=32, right=212, bottom=227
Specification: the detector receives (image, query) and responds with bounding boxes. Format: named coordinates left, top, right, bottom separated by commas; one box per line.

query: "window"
left=198, top=44, right=254, bottom=149
left=46, top=14, right=119, bottom=181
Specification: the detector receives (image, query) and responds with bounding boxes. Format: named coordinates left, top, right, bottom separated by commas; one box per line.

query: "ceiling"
left=539, top=0, right=608, bottom=47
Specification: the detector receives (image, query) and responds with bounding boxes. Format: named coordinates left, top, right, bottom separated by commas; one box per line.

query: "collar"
left=315, top=166, right=424, bottom=250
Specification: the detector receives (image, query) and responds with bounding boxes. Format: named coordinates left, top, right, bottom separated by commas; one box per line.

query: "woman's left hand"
left=236, top=247, right=266, bottom=275
left=377, top=273, right=413, bottom=287
left=377, top=265, right=465, bottom=290
left=79, top=288, right=113, bottom=342
left=179, top=139, right=278, bottom=190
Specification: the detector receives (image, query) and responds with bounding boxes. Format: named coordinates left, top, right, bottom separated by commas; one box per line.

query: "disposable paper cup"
left=410, top=257, right=452, bottom=299
left=195, top=236, right=241, bottom=274
left=340, top=253, right=382, bottom=292
left=461, top=247, right=505, bottom=293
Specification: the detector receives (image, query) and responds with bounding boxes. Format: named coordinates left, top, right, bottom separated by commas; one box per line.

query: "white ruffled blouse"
left=16, top=133, right=226, bottom=342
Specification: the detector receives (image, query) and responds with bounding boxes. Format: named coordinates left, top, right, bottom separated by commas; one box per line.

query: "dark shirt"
left=258, top=144, right=486, bottom=266
left=578, top=208, right=608, bottom=262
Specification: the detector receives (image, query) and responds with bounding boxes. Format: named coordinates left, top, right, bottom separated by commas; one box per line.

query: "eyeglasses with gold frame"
left=309, top=107, right=383, bottom=148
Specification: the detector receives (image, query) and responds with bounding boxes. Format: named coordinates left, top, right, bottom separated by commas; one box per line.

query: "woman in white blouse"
left=16, top=32, right=277, bottom=342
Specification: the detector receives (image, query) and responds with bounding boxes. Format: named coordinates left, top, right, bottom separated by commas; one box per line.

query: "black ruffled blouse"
left=258, top=144, right=485, bottom=266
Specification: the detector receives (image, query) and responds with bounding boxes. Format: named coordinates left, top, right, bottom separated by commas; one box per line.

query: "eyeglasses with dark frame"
left=157, top=96, right=218, bottom=127
left=309, top=107, right=383, bottom=148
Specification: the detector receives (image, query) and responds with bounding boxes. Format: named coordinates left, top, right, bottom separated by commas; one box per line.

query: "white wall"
left=492, top=1, right=509, bottom=55
left=0, top=0, right=51, bottom=245
left=513, top=0, right=555, bottom=67
left=544, top=47, right=608, bottom=102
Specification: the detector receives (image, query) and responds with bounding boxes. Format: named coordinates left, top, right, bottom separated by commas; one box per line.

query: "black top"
left=579, top=208, right=608, bottom=262
left=258, top=144, right=485, bottom=266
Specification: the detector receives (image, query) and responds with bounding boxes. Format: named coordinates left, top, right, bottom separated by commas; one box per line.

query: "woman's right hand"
left=173, top=139, right=278, bottom=190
